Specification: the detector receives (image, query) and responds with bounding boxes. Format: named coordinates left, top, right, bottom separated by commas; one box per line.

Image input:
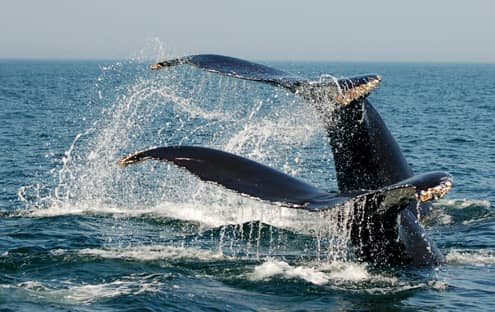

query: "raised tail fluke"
left=150, top=54, right=305, bottom=91
left=150, top=54, right=381, bottom=105
left=118, top=145, right=336, bottom=209
left=119, top=145, right=417, bottom=216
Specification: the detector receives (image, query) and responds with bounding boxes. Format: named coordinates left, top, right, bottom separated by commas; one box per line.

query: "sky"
left=1, top=0, right=494, bottom=62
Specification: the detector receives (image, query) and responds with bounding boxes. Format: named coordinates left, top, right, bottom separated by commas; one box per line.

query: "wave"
left=17, top=197, right=343, bottom=236
left=446, top=249, right=495, bottom=266
left=248, top=260, right=379, bottom=285
left=246, top=259, right=447, bottom=293
left=425, top=198, right=493, bottom=225
left=77, top=245, right=227, bottom=262
left=433, top=199, right=491, bottom=209
left=0, top=274, right=162, bottom=304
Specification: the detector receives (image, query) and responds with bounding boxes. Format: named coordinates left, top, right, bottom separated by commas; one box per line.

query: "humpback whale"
left=119, top=55, right=453, bottom=266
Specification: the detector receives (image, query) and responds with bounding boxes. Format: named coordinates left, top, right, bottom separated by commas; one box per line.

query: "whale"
left=119, top=55, right=454, bottom=266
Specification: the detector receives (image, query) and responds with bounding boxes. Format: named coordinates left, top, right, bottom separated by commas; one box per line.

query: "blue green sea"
left=1, top=58, right=494, bottom=311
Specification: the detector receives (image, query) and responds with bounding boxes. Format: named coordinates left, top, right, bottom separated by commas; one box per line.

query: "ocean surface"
left=0, top=58, right=494, bottom=311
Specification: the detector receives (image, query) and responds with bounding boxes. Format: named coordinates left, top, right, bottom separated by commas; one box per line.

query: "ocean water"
left=0, top=57, right=494, bottom=311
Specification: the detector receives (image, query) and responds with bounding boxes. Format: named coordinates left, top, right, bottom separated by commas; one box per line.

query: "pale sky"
left=1, top=0, right=494, bottom=62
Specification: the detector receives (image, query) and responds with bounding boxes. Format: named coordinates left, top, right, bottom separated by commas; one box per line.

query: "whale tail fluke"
left=150, top=54, right=304, bottom=90
left=118, top=146, right=420, bottom=217
left=118, top=145, right=343, bottom=210
left=151, top=54, right=381, bottom=105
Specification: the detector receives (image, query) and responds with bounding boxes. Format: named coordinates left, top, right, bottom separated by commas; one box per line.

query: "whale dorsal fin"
left=151, top=54, right=381, bottom=105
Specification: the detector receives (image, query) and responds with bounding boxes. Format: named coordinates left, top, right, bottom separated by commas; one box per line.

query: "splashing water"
left=12, top=46, right=369, bottom=266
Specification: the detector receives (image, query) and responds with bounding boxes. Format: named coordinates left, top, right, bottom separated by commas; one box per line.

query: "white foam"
left=78, top=245, right=227, bottom=261
left=248, top=260, right=329, bottom=285
left=22, top=197, right=323, bottom=233
left=424, top=198, right=493, bottom=225
left=17, top=280, right=45, bottom=290
left=446, top=249, right=495, bottom=266
left=437, top=212, right=454, bottom=225
left=247, top=259, right=399, bottom=287
left=320, top=262, right=372, bottom=282
left=361, top=280, right=446, bottom=295
left=25, top=202, right=132, bottom=218
left=422, top=209, right=455, bottom=225
left=3, top=274, right=162, bottom=304
left=61, top=278, right=161, bottom=303
left=433, top=198, right=492, bottom=209
left=49, top=249, right=65, bottom=256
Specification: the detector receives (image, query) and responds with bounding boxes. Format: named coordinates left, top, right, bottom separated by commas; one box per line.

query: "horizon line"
left=1, top=56, right=495, bottom=65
